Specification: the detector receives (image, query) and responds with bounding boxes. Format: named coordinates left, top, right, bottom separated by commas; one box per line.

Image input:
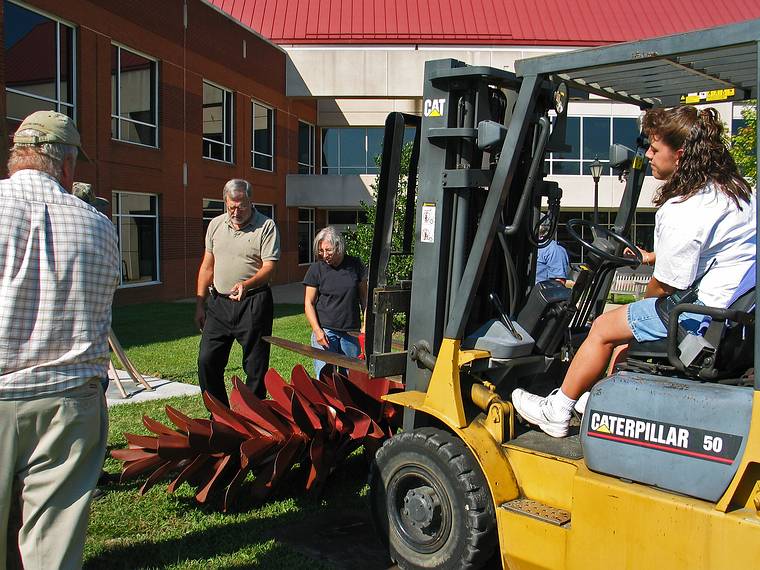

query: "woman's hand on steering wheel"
left=566, top=218, right=643, bottom=267
left=624, top=245, right=654, bottom=266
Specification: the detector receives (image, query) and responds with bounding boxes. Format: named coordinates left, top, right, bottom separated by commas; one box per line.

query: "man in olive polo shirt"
left=195, top=179, right=280, bottom=405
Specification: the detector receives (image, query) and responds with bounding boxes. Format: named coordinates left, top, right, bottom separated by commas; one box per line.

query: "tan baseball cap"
left=13, top=110, right=90, bottom=161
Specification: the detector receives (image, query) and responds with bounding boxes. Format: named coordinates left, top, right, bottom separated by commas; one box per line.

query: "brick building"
left=1, top=0, right=318, bottom=303
left=3, top=1, right=759, bottom=304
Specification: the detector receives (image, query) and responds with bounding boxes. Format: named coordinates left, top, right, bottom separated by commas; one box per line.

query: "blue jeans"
left=627, top=297, right=706, bottom=343
left=311, top=328, right=361, bottom=379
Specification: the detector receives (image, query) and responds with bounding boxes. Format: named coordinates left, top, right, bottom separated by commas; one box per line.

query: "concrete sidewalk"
left=105, top=369, right=200, bottom=407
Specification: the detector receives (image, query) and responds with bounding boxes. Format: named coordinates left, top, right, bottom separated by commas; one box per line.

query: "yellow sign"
left=680, top=88, right=736, bottom=104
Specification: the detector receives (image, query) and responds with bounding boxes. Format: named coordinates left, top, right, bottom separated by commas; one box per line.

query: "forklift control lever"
left=488, top=292, right=523, bottom=340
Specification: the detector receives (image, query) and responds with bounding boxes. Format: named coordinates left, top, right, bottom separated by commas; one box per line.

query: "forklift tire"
left=369, top=427, right=497, bottom=570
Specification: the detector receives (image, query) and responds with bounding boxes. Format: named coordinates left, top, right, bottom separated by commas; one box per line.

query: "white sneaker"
left=574, top=392, right=590, bottom=416
left=511, top=388, right=570, bottom=438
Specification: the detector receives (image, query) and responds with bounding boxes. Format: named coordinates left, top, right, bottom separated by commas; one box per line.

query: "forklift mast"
left=366, top=58, right=650, bottom=423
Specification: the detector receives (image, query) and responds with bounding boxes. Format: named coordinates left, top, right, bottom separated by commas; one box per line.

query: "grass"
left=87, top=302, right=373, bottom=569
left=608, top=293, right=637, bottom=304
left=110, top=303, right=313, bottom=385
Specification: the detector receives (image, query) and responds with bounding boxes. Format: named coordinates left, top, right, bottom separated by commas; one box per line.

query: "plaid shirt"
left=0, top=170, right=119, bottom=399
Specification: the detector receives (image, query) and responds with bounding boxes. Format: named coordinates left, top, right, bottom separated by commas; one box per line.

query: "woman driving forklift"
left=513, top=105, right=756, bottom=438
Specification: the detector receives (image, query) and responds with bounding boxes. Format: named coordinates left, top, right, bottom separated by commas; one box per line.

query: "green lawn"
left=88, top=302, right=374, bottom=569
left=110, top=302, right=312, bottom=385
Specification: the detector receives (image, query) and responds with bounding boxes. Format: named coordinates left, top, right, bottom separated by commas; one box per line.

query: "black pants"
left=197, top=288, right=273, bottom=406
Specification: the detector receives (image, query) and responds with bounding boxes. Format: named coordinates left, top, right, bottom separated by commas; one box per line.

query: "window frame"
left=110, top=42, right=159, bottom=148
left=548, top=115, right=643, bottom=176
left=201, top=198, right=225, bottom=236
left=202, top=79, right=235, bottom=163
left=298, top=207, right=315, bottom=265
left=5, top=1, right=77, bottom=123
left=252, top=100, right=275, bottom=172
left=320, top=126, right=385, bottom=175
left=254, top=203, right=275, bottom=220
left=326, top=209, right=367, bottom=228
left=298, top=120, right=315, bottom=174
left=112, top=191, right=161, bottom=288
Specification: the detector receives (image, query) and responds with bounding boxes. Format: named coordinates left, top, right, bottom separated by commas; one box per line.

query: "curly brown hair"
left=641, top=106, right=752, bottom=208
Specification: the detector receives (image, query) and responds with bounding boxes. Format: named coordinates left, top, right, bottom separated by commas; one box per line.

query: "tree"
left=730, top=103, right=757, bottom=186
left=344, top=141, right=416, bottom=285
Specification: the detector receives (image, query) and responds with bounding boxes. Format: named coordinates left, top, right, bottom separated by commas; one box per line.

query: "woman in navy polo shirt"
left=304, top=226, right=368, bottom=378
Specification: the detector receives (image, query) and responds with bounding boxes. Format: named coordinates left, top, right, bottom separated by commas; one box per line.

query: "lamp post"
left=589, top=157, right=603, bottom=225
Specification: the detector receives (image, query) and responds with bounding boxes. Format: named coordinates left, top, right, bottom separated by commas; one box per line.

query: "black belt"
left=209, top=285, right=269, bottom=300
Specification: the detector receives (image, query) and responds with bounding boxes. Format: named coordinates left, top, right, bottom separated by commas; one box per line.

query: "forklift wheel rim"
left=387, top=464, right=453, bottom=554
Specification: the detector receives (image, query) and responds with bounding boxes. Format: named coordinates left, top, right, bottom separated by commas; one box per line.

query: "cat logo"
left=594, top=420, right=611, bottom=434
left=424, top=98, right=446, bottom=117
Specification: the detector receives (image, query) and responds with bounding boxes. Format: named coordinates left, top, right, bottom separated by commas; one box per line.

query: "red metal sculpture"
left=112, top=365, right=403, bottom=511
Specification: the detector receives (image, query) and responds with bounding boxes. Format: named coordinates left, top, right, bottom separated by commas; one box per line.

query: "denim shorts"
left=626, top=297, right=705, bottom=343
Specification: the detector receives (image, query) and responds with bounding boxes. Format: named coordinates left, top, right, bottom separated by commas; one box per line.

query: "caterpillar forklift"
left=362, top=19, right=760, bottom=570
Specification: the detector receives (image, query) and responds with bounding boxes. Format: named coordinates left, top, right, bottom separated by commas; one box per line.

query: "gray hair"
left=313, top=226, right=345, bottom=259
left=8, top=128, right=78, bottom=179
left=222, top=179, right=252, bottom=201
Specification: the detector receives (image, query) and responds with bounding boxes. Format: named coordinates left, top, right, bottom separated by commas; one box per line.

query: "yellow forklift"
left=361, top=19, right=760, bottom=569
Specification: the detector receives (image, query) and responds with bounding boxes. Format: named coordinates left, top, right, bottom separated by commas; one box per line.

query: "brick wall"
left=1, top=0, right=317, bottom=304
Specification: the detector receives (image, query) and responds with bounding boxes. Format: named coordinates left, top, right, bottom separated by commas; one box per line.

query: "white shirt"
left=0, top=170, right=120, bottom=399
left=653, top=182, right=756, bottom=308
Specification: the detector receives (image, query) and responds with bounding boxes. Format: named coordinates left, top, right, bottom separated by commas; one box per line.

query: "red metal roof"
left=208, top=0, right=760, bottom=46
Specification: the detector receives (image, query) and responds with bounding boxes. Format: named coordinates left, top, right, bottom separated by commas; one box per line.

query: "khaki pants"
left=0, top=380, right=107, bottom=570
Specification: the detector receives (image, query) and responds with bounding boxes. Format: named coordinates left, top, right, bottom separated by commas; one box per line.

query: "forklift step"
left=506, top=430, right=584, bottom=460
left=501, top=498, right=571, bottom=526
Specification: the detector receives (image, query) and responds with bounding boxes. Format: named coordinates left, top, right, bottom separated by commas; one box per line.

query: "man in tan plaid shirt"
left=0, top=111, right=119, bottom=569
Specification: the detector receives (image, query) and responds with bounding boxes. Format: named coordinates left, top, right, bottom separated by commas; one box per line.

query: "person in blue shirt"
left=535, top=222, right=570, bottom=284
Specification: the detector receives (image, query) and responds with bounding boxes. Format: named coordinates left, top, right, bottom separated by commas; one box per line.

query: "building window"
left=327, top=209, right=368, bottom=232
left=4, top=1, right=75, bottom=133
left=112, top=192, right=159, bottom=287
left=203, top=81, right=234, bottom=162
left=549, top=116, right=640, bottom=176
left=202, top=198, right=225, bottom=235
left=632, top=211, right=655, bottom=253
left=732, top=118, right=748, bottom=135
left=111, top=44, right=158, bottom=147
left=298, top=121, right=315, bottom=174
left=254, top=203, right=274, bottom=219
left=321, top=127, right=384, bottom=175
left=252, top=101, right=274, bottom=171
left=298, top=208, right=315, bottom=264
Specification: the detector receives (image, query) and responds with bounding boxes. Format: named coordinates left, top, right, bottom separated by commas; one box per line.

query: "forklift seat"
left=516, top=280, right=572, bottom=355
left=625, top=268, right=755, bottom=382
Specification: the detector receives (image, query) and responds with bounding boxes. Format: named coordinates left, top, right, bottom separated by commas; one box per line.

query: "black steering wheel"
left=566, top=218, right=643, bottom=267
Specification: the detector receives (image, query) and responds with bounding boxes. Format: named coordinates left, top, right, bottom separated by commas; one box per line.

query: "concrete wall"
left=285, top=45, right=565, bottom=98
left=317, top=98, right=421, bottom=126
left=286, top=174, right=374, bottom=208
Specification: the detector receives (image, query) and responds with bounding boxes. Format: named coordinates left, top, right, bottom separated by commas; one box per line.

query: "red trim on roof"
left=208, top=0, right=760, bottom=46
